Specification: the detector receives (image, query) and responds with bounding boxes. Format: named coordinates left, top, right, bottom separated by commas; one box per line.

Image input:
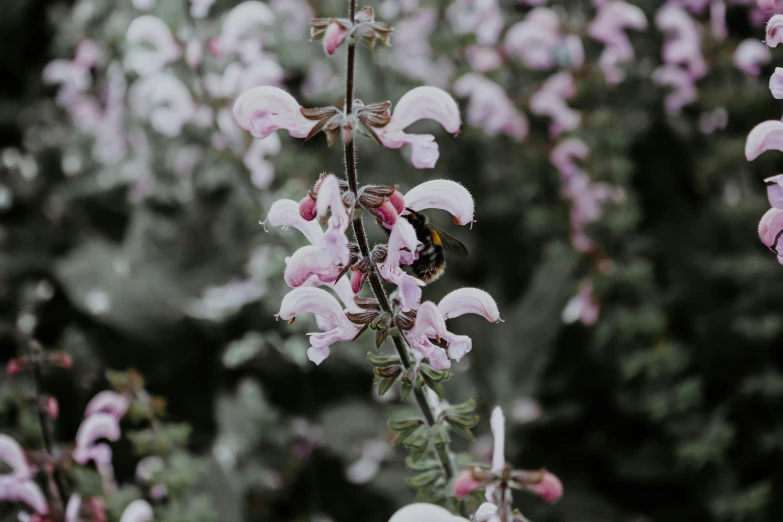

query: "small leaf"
left=448, top=423, right=475, bottom=442
left=406, top=470, right=441, bottom=488
left=389, top=418, right=422, bottom=431
left=367, top=352, right=400, bottom=367
left=431, top=424, right=450, bottom=446
left=404, top=425, right=430, bottom=449
left=400, top=381, right=413, bottom=402
left=445, top=413, right=479, bottom=428
left=378, top=375, right=398, bottom=397
left=405, top=458, right=442, bottom=472
left=446, top=399, right=476, bottom=416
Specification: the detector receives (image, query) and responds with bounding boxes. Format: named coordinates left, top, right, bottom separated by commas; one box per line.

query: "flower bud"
left=389, top=189, right=405, bottom=214
left=299, top=196, right=318, bottom=221
left=372, top=200, right=399, bottom=228
left=48, top=352, right=73, bottom=370
left=323, top=21, right=348, bottom=55
left=44, top=397, right=59, bottom=420
left=513, top=469, right=563, bottom=504
left=453, top=468, right=482, bottom=498
left=351, top=267, right=368, bottom=294
left=7, top=358, right=24, bottom=376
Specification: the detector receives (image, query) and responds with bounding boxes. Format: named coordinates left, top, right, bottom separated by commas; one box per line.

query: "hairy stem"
left=28, top=344, right=68, bottom=514
left=341, top=0, right=456, bottom=485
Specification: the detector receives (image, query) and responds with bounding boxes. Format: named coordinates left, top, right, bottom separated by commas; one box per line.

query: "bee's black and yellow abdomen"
left=412, top=247, right=446, bottom=283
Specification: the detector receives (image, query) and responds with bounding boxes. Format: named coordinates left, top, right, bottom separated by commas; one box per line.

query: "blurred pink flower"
left=0, top=435, right=48, bottom=515
left=758, top=208, right=783, bottom=262
left=562, top=281, right=600, bottom=325
left=276, top=287, right=362, bottom=364
left=392, top=9, right=454, bottom=87
left=448, top=0, right=504, bottom=45
left=129, top=73, right=207, bottom=136
left=523, top=471, right=564, bottom=503
left=453, top=73, right=528, bottom=142
left=529, top=72, right=580, bottom=137
left=588, top=1, right=648, bottom=84
left=550, top=138, right=589, bottom=179
left=85, top=391, right=130, bottom=420
left=378, top=219, right=424, bottom=312
left=766, top=174, right=783, bottom=208
left=656, top=5, right=707, bottom=79
left=403, top=179, right=475, bottom=227
left=190, top=0, right=216, bottom=18
left=453, top=469, right=482, bottom=498
left=213, top=1, right=276, bottom=63
left=323, top=21, right=348, bottom=55
left=0, top=434, right=32, bottom=479
left=119, top=500, right=153, bottom=522
left=654, top=64, right=698, bottom=115
left=711, top=0, right=729, bottom=39
left=65, top=495, right=81, bottom=522
left=438, top=288, right=502, bottom=322
left=746, top=120, right=783, bottom=160
left=403, top=301, right=470, bottom=369
left=244, top=135, right=281, bottom=188
left=72, top=413, right=121, bottom=476
left=734, top=39, right=772, bottom=76
left=270, top=0, right=315, bottom=39
left=505, top=8, right=584, bottom=70
left=466, top=45, right=504, bottom=73
left=371, top=87, right=461, bottom=169
left=125, top=16, right=181, bottom=76
left=770, top=67, right=783, bottom=97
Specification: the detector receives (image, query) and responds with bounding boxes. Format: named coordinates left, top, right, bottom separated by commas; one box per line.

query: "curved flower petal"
left=384, top=218, right=421, bottom=268
left=734, top=39, right=772, bottom=76
left=0, top=434, right=31, bottom=478
left=323, top=21, right=348, bottom=55
left=119, top=499, right=154, bottom=522
left=65, top=494, right=82, bottom=522
left=453, top=74, right=528, bottom=141
left=656, top=6, right=707, bottom=79
left=474, top=503, right=501, bottom=522
left=74, top=413, right=121, bottom=462
left=490, top=406, right=506, bottom=474
left=315, top=174, right=348, bottom=226
left=388, top=503, right=469, bottom=522
left=125, top=16, right=181, bottom=76
left=404, top=180, right=475, bottom=226
left=759, top=207, right=783, bottom=252
left=766, top=174, right=783, bottom=208
left=263, top=199, right=324, bottom=245
left=503, top=8, right=560, bottom=70
left=233, top=86, right=316, bottom=140
left=284, top=245, right=344, bottom=287
left=562, top=281, right=600, bottom=325
left=767, top=14, right=783, bottom=47
left=551, top=138, right=589, bottom=179
left=654, top=64, right=697, bottom=115
left=217, top=1, right=275, bottom=62
left=438, top=288, right=501, bottom=322
left=5, top=480, right=49, bottom=514
left=770, top=68, right=783, bottom=98
left=453, top=469, right=482, bottom=498
left=128, top=73, right=198, bottom=136
left=85, top=391, right=130, bottom=420
left=525, top=471, right=563, bottom=503
left=529, top=72, right=580, bottom=137
left=405, top=302, right=472, bottom=368
left=746, top=120, right=783, bottom=161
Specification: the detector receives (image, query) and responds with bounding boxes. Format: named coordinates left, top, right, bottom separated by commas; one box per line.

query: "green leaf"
left=405, top=457, right=442, bottom=472
left=367, top=352, right=400, bottom=367
left=448, top=423, right=476, bottom=441
left=406, top=470, right=441, bottom=488
left=445, top=414, right=479, bottom=428
left=403, top=425, right=430, bottom=449
left=378, top=375, right=398, bottom=396
left=431, top=424, right=451, bottom=446
left=446, top=399, right=476, bottom=416
left=400, top=381, right=413, bottom=402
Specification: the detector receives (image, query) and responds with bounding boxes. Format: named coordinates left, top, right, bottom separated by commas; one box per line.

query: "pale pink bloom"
left=474, top=503, right=501, bottom=522
left=447, top=0, right=504, bottom=45
left=0, top=434, right=32, bottom=479
left=404, top=302, right=471, bottom=369
left=276, top=287, right=362, bottom=365
left=284, top=244, right=346, bottom=288
left=561, top=170, right=625, bottom=253
left=392, top=9, right=454, bottom=87
left=654, top=64, right=698, bottom=115
left=745, top=120, right=783, bottom=161
left=378, top=219, right=424, bottom=312
left=42, top=59, right=91, bottom=105
left=373, top=87, right=461, bottom=169
left=262, top=199, right=324, bottom=244
left=698, top=107, right=729, bottom=135
left=315, top=174, right=349, bottom=227
left=453, top=74, right=528, bottom=142
left=490, top=406, right=505, bottom=474
left=132, top=0, right=155, bottom=9
left=129, top=73, right=200, bottom=136
left=65, top=494, right=81, bottom=522
left=767, top=15, right=783, bottom=46
left=244, top=135, right=281, bottom=188
left=561, top=281, right=600, bottom=325
left=72, top=413, right=121, bottom=475
left=404, top=179, right=475, bottom=227
left=119, top=500, right=153, bottom=522
left=734, top=39, right=772, bottom=76
left=214, top=1, right=275, bottom=63
left=453, top=469, right=482, bottom=498
left=125, top=16, right=181, bottom=76
left=504, top=8, right=584, bottom=71
left=85, top=390, right=130, bottom=420
left=759, top=208, right=783, bottom=262
left=587, top=2, right=647, bottom=50
left=240, top=57, right=285, bottom=92
left=766, top=174, right=783, bottom=208
left=550, top=138, right=589, bottom=179
left=270, top=0, right=315, bottom=39
left=526, top=471, right=564, bottom=503
left=529, top=72, right=581, bottom=137
left=233, top=86, right=316, bottom=140
left=135, top=455, right=167, bottom=498
left=597, top=42, right=635, bottom=85
left=388, top=503, right=469, bottom=522
left=466, top=45, right=503, bottom=73
left=185, top=39, right=203, bottom=68
left=656, top=6, right=708, bottom=79
left=711, top=0, right=729, bottom=39
left=0, top=479, right=48, bottom=515
left=323, top=21, right=348, bottom=56
left=760, top=0, right=783, bottom=11
left=770, top=67, right=783, bottom=98
left=190, top=0, right=216, bottom=18
left=438, top=288, right=502, bottom=322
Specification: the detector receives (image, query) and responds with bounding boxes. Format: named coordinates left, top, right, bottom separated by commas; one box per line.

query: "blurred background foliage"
left=2, top=0, right=783, bottom=521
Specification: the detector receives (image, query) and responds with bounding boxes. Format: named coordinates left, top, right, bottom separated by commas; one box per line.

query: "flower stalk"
left=340, top=0, right=457, bottom=484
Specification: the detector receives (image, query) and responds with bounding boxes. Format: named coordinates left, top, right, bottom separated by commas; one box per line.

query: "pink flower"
left=561, top=281, right=600, bottom=325
left=453, top=469, right=482, bottom=498
left=466, top=45, right=504, bottom=73
left=588, top=1, right=648, bottom=84
left=746, top=120, right=783, bottom=161
left=766, top=174, right=783, bottom=208
left=654, top=64, right=698, bottom=115
left=770, top=67, right=783, bottom=98
left=504, top=8, right=584, bottom=71
left=767, top=15, right=783, bottom=47
left=759, top=208, right=783, bottom=262
left=760, top=0, right=783, bottom=11
left=0, top=435, right=48, bottom=515
left=453, top=74, right=528, bottom=142
left=233, top=86, right=317, bottom=140
left=388, top=503, right=469, bottom=522
left=437, top=288, right=502, bottom=322
left=656, top=6, right=707, bottom=79
left=734, top=39, right=772, bottom=76
left=44, top=397, right=59, bottom=420
left=403, top=302, right=471, bottom=369
left=711, top=0, right=728, bottom=40
left=277, top=287, right=362, bottom=364
left=524, top=470, right=564, bottom=503
left=270, top=0, right=315, bottom=39
left=0, top=434, right=32, bottom=479
left=490, top=406, right=505, bottom=474
left=125, top=16, right=181, bottom=76
left=372, top=87, right=461, bottom=169
left=323, top=21, right=348, bottom=55
left=264, top=198, right=324, bottom=243
left=404, top=179, right=475, bottom=227
left=378, top=219, right=424, bottom=312
left=447, top=0, right=504, bottom=46
left=85, top=391, right=130, bottom=420
left=213, top=1, right=276, bottom=63
left=72, top=413, right=121, bottom=476
left=119, top=500, right=153, bottom=522
left=244, top=135, right=282, bottom=188
left=129, top=73, right=205, bottom=136
left=550, top=138, right=589, bottom=179
left=65, top=495, right=81, bottom=522
left=529, top=72, right=580, bottom=137
left=190, top=0, right=216, bottom=18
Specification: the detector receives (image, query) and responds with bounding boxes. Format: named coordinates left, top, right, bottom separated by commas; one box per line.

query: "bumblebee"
left=403, top=209, right=468, bottom=283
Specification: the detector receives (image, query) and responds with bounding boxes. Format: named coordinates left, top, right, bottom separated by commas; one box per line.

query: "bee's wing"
left=430, top=225, right=468, bottom=257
